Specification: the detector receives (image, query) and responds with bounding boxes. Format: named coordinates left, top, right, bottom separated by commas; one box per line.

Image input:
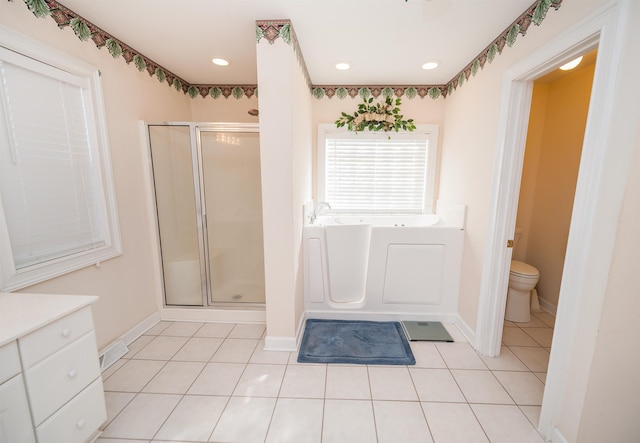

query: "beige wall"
left=517, top=64, right=594, bottom=309
left=257, top=39, right=313, bottom=343
left=566, top=1, right=640, bottom=440
left=190, top=96, right=259, bottom=123
left=0, top=1, right=193, bottom=349
left=577, top=128, right=640, bottom=442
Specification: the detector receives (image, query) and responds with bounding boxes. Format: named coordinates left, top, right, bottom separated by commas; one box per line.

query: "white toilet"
left=505, top=230, right=540, bottom=322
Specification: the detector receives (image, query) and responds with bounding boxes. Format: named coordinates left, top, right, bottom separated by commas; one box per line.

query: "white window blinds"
left=323, top=134, right=429, bottom=214
left=0, top=30, right=121, bottom=291
left=0, top=56, right=106, bottom=268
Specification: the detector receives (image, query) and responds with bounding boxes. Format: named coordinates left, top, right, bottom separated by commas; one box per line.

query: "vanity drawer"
left=19, top=307, right=94, bottom=368
left=24, top=330, right=101, bottom=426
left=0, top=341, right=21, bottom=384
left=35, top=377, right=106, bottom=443
left=0, top=374, right=36, bottom=443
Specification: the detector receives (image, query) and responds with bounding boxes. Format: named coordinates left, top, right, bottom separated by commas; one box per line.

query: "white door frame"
left=474, top=1, right=628, bottom=440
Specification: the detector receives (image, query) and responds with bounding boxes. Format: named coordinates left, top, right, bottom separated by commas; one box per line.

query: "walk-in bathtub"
left=303, top=214, right=465, bottom=322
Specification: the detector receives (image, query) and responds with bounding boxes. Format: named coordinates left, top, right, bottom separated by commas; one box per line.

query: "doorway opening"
left=499, top=47, right=597, bottom=410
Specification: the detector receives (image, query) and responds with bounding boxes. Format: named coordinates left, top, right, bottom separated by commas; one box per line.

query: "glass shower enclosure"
left=147, top=123, right=265, bottom=306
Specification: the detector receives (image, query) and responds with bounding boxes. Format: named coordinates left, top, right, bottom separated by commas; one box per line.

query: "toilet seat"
left=510, top=260, right=539, bottom=278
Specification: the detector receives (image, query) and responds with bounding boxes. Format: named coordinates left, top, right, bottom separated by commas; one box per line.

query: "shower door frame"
left=147, top=122, right=262, bottom=308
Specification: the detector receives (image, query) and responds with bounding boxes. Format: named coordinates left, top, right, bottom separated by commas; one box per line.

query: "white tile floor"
left=96, top=311, right=554, bottom=443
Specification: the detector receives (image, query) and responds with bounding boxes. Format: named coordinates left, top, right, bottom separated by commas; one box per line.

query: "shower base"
left=212, top=281, right=265, bottom=304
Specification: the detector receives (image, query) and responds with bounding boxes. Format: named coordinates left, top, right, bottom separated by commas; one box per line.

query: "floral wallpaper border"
left=10, top=0, right=562, bottom=100
left=256, top=19, right=313, bottom=91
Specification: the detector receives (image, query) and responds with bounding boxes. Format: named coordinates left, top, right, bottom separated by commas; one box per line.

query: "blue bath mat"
left=297, top=319, right=415, bottom=365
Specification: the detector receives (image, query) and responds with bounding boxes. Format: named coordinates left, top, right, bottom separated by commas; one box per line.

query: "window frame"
left=0, top=25, right=121, bottom=291
left=317, top=123, right=439, bottom=215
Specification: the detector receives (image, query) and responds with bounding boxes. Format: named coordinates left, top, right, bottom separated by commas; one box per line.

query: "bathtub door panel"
left=325, top=224, right=371, bottom=303
left=382, top=244, right=444, bottom=305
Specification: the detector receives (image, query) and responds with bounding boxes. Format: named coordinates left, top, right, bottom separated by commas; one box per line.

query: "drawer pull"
left=61, top=328, right=71, bottom=338
left=76, top=419, right=85, bottom=429
left=67, top=369, right=78, bottom=379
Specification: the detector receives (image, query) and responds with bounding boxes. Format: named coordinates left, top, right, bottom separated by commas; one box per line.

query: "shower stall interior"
left=147, top=123, right=265, bottom=307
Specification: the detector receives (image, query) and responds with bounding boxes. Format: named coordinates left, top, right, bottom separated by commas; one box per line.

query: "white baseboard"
left=264, top=314, right=307, bottom=352
left=159, top=306, right=266, bottom=324
left=263, top=335, right=298, bottom=352
left=538, top=297, right=558, bottom=315
left=121, top=311, right=161, bottom=345
left=454, top=314, right=476, bottom=344
left=98, top=311, right=160, bottom=370
left=551, top=427, right=569, bottom=443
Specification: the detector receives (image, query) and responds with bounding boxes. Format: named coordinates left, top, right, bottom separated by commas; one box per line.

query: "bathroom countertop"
left=0, top=292, right=97, bottom=346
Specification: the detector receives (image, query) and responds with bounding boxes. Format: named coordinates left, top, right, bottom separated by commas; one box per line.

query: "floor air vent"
left=99, top=340, right=129, bottom=371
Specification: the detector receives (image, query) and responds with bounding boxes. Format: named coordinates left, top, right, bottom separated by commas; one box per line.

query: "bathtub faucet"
left=311, top=202, right=332, bottom=224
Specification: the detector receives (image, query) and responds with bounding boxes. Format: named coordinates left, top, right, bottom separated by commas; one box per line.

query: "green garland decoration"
left=133, top=54, right=146, bottom=72
left=458, top=72, right=466, bottom=87
left=506, top=24, right=520, bottom=47
left=336, top=87, right=348, bottom=99
left=487, top=43, right=499, bottom=63
left=209, top=87, right=222, bottom=99
left=533, top=0, right=553, bottom=25
left=106, top=38, right=122, bottom=58
left=335, top=97, right=415, bottom=133
left=358, top=87, right=372, bottom=100
left=69, top=17, right=91, bottom=41
left=428, top=87, right=441, bottom=99
left=188, top=86, right=199, bottom=98
left=279, top=24, right=292, bottom=44
left=231, top=86, right=244, bottom=99
left=155, top=68, right=166, bottom=83
left=471, top=59, right=481, bottom=77
left=24, top=0, right=49, bottom=18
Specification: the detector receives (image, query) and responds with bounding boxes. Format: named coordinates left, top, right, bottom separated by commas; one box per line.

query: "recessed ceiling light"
left=559, top=56, right=583, bottom=71
left=212, top=58, right=230, bottom=66
left=422, top=62, right=439, bottom=70
left=335, top=62, right=350, bottom=71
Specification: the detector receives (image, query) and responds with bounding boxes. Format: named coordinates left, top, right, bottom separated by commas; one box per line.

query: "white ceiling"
left=59, top=0, right=537, bottom=86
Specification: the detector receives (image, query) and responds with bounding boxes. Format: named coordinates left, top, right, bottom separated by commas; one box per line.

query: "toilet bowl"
left=505, top=260, right=539, bottom=322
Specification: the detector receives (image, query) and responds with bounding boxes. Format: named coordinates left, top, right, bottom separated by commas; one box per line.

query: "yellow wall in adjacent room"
left=516, top=61, right=595, bottom=309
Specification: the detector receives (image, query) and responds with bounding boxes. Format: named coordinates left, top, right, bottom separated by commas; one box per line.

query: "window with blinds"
left=0, top=29, right=121, bottom=291
left=318, top=125, right=438, bottom=214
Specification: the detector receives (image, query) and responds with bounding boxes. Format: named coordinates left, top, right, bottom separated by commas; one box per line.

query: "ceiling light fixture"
left=559, top=56, right=583, bottom=71
left=212, top=58, right=230, bottom=66
left=335, top=62, right=350, bottom=71
left=422, top=62, right=439, bottom=70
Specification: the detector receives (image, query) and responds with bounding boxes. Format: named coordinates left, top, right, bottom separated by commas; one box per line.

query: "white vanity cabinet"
left=0, top=341, right=36, bottom=443
left=0, top=293, right=106, bottom=443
